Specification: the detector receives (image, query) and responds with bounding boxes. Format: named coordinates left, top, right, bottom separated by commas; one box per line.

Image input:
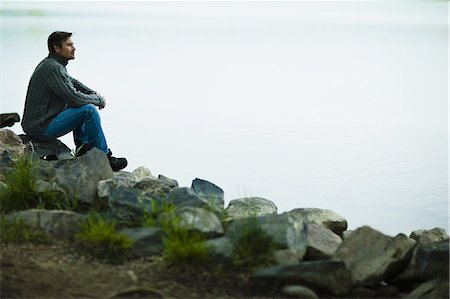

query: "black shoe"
left=107, top=150, right=128, bottom=171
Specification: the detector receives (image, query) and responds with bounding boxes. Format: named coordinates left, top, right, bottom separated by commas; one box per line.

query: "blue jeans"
left=36, top=104, right=108, bottom=153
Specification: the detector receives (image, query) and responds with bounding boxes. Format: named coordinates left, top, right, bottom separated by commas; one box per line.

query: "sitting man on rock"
left=21, top=31, right=127, bottom=171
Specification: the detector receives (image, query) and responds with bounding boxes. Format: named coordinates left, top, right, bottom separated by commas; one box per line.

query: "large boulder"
left=11, top=209, right=86, bottom=238
left=98, top=173, right=137, bottom=200
left=304, top=223, right=342, bottom=260
left=286, top=208, right=347, bottom=236
left=0, top=129, right=26, bottom=179
left=133, top=178, right=175, bottom=199
left=0, top=128, right=25, bottom=157
left=108, top=186, right=156, bottom=221
left=191, top=178, right=225, bottom=212
left=225, top=197, right=277, bottom=220
left=332, top=226, right=415, bottom=286
left=251, top=261, right=353, bottom=296
left=160, top=206, right=224, bottom=236
left=119, top=227, right=164, bottom=257
left=392, top=239, right=449, bottom=284
left=410, top=228, right=449, bottom=244
left=51, top=148, right=114, bottom=204
left=167, top=187, right=211, bottom=210
left=204, top=237, right=234, bottom=260
left=226, top=213, right=307, bottom=259
left=406, top=278, right=449, bottom=299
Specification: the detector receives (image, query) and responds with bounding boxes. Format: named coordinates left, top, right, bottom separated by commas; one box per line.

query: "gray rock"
left=273, top=249, right=302, bottom=266
left=410, top=228, right=449, bottom=244
left=119, top=227, right=164, bottom=257
left=342, top=230, right=353, bottom=240
left=305, top=223, right=342, bottom=260
left=108, top=186, right=157, bottom=221
left=98, top=173, right=137, bottom=200
left=251, top=260, right=352, bottom=296
left=133, top=178, right=174, bottom=199
left=191, top=178, right=224, bottom=212
left=132, top=166, right=155, bottom=182
left=392, top=239, right=449, bottom=283
left=51, top=148, right=114, bottom=204
left=281, top=285, right=319, bottom=299
left=205, top=237, right=234, bottom=260
left=109, top=287, right=164, bottom=299
left=332, top=226, right=415, bottom=285
left=0, top=113, right=20, bottom=128
left=226, top=213, right=307, bottom=259
left=225, top=197, right=277, bottom=220
left=406, top=278, right=449, bottom=299
left=167, top=187, right=210, bottom=209
left=163, top=206, right=224, bottom=236
left=158, top=174, right=178, bottom=188
left=11, top=209, right=86, bottom=238
left=35, top=179, right=66, bottom=197
left=286, top=208, right=347, bottom=236
left=0, top=129, right=26, bottom=157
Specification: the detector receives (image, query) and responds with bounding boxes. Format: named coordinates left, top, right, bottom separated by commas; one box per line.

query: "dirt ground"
left=1, top=242, right=271, bottom=299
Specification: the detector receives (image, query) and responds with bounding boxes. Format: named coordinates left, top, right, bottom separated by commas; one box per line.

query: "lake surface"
left=1, top=1, right=448, bottom=236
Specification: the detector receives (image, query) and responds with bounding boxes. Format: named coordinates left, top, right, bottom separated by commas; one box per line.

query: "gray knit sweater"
left=21, top=53, right=103, bottom=137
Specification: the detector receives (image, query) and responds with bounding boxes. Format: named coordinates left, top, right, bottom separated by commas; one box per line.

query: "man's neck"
left=48, top=52, right=69, bottom=67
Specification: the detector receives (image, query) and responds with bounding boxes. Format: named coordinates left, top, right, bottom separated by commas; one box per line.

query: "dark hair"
left=47, top=31, right=72, bottom=53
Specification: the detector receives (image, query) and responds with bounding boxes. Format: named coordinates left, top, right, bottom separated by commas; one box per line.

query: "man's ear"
left=53, top=45, right=61, bottom=54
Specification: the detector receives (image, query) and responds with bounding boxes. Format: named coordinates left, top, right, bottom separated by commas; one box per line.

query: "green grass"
left=0, top=215, right=50, bottom=244
left=75, top=214, right=133, bottom=264
left=142, top=197, right=175, bottom=228
left=0, top=154, right=74, bottom=213
left=231, top=219, right=276, bottom=270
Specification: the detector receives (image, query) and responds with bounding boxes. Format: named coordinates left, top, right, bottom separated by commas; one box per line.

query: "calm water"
left=1, top=1, right=448, bottom=236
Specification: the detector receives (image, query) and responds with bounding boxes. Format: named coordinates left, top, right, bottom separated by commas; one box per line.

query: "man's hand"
left=97, top=93, right=107, bottom=110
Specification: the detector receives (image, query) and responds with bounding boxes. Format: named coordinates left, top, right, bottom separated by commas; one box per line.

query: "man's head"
left=47, top=31, right=75, bottom=60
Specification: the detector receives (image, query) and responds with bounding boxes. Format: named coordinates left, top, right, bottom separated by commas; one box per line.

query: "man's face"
left=55, top=37, right=75, bottom=60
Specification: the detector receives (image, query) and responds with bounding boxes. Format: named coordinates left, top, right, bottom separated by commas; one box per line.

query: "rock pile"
left=1, top=128, right=448, bottom=298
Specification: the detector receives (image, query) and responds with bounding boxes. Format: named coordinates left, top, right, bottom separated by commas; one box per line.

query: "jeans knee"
left=82, top=104, right=98, bottom=117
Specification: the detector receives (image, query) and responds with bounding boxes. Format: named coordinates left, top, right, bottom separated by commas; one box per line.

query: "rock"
left=226, top=213, right=307, bottom=259
left=0, top=113, right=20, bottom=128
left=406, top=278, right=449, bottom=299
left=225, top=197, right=277, bottom=220
left=392, top=239, right=449, bottom=283
left=304, top=223, right=342, bottom=260
left=204, top=237, right=234, bottom=260
left=251, top=260, right=352, bottom=296
left=132, top=166, right=155, bottom=182
left=119, top=227, right=164, bottom=257
left=167, top=187, right=211, bottom=210
left=158, top=175, right=178, bottom=188
left=286, top=208, right=347, bottom=236
left=133, top=178, right=174, bottom=199
left=108, top=186, right=156, bottom=221
left=281, top=285, right=319, bottom=298
left=35, top=179, right=66, bottom=198
left=191, top=178, right=224, bottom=212
left=161, top=206, right=223, bottom=236
left=410, top=228, right=449, bottom=244
left=332, top=226, right=415, bottom=285
left=98, top=171, right=139, bottom=200
left=342, top=230, right=353, bottom=240
left=0, top=129, right=26, bottom=158
left=51, top=148, right=114, bottom=204
left=109, top=287, right=164, bottom=299
left=273, top=249, right=302, bottom=266
left=11, top=209, right=86, bottom=238
left=348, top=287, right=376, bottom=298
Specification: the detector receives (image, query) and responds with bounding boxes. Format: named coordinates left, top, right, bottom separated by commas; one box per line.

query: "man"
left=21, top=31, right=127, bottom=171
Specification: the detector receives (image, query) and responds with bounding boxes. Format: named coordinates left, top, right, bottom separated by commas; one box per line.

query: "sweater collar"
left=48, top=52, right=69, bottom=67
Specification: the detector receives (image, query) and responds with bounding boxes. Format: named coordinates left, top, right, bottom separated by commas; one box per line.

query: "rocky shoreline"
left=0, top=127, right=449, bottom=298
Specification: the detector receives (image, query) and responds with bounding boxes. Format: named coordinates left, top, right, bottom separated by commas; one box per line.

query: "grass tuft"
left=75, top=214, right=133, bottom=264
left=232, top=218, right=276, bottom=270
left=0, top=154, right=73, bottom=213
left=0, top=215, right=50, bottom=244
